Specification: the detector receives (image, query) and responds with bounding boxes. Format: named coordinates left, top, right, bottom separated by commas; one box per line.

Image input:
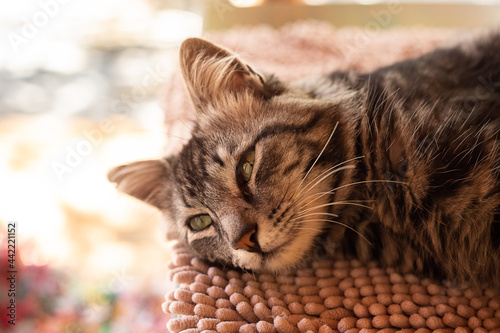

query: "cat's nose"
left=233, top=228, right=261, bottom=253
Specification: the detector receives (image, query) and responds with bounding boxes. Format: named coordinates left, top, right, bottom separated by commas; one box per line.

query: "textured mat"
left=160, top=22, right=499, bottom=333
left=163, top=241, right=500, bottom=333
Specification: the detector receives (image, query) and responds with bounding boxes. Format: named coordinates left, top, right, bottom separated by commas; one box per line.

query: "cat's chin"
left=232, top=240, right=313, bottom=273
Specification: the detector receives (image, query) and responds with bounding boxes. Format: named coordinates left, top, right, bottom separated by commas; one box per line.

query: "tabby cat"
left=109, top=31, right=500, bottom=288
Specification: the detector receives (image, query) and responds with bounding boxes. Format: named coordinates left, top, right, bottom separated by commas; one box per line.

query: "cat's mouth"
left=233, top=228, right=320, bottom=273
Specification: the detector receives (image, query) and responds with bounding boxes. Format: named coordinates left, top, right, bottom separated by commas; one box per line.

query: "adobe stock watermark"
left=110, top=65, right=170, bottom=115
left=421, top=73, right=500, bottom=155
left=312, top=232, right=341, bottom=262
left=211, top=0, right=234, bottom=20
left=51, top=119, right=115, bottom=182
left=211, top=0, right=265, bottom=21
left=7, top=0, right=72, bottom=54
left=389, top=73, right=500, bottom=178
left=5, top=222, right=18, bottom=326
left=51, top=64, right=169, bottom=182
left=342, top=1, right=403, bottom=58
left=212, top=0, right=258, bottom=21
left=459, top=73, right=500, bottom=118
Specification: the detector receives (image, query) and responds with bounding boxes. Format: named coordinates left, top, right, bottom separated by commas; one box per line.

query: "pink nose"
left=234, top=229, right=257, bottom=251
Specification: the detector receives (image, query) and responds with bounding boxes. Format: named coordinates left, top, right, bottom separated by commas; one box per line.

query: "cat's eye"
left=238, top=149, right=255, bottom=181
left=189, top=214, right=212, bottom=231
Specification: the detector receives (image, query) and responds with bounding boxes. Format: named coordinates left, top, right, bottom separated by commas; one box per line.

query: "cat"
left=108, top=31, right=500, bottom=289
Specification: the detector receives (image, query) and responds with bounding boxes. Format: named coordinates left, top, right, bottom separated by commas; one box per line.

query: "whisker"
left=299, top=201, right=372, bottom=216
left=295, top=155, right=365, bottom=200
left=290, top=212, right=339, bottom=221
left=298, top=122, right=339, bottom=190
left=328, top=179, right=407, bottom=194
left=295, top=226, right=325, bottom=233
left=293, top=181, right=372, bottom=212
left=295, top=199, right=371, bottom=218
left=295, top=164, right=356, bottom=203
left=293, top=189, right=371, bottom=216
left=294, top=191, right=332, bottom=209
left=288, top=155, right=365, bottom=216
left=289, top=177, right=389, bottom=218
left=299, top=218, right=373, bottom=247
left=289, top=164, right=357, bottom=214
left=289, top=155, right=367, bottom=214
left=287, top=179, right=403, bottom=225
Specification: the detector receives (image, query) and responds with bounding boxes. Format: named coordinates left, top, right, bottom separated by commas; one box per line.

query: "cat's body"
left=109, top=31, right=500, bottom=288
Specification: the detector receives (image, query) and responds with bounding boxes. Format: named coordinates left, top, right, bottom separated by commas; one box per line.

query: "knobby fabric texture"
left=164, top=241, right=500, bottom=333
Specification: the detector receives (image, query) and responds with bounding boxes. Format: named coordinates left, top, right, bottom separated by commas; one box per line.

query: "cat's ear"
left=107, top=159, right=171, bottom=210
left=179, top=38, right=266, bottom=110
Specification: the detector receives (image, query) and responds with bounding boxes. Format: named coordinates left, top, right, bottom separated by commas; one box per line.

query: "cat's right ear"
left=179, top=38, right=267, bottom=111
left=107, top=159, right=171, bottom=210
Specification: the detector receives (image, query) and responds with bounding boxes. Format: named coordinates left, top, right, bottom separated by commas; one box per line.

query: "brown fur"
left=109, top=32, right=500, bottom=288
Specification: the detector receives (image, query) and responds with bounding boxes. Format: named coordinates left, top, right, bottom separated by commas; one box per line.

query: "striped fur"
left=109, top=33, right=500, bottom=288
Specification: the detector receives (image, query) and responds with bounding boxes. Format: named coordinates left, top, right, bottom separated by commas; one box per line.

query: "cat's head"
left=108, top=38, right=356, bottom=272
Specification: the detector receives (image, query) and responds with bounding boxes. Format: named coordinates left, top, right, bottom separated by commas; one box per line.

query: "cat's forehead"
left=182, top=94, right=321, bottom=163
left=193, top=93, right=290, bottom=130
left=189, top=127, right=256, bottom=159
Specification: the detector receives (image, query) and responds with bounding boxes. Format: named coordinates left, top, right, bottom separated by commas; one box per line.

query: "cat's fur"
left=109, top=32, right=500, bottom=288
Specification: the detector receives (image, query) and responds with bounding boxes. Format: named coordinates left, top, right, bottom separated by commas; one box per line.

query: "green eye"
left=189, top=215, right=212, bottom=231
left=239, top=149, right=255, bottom=181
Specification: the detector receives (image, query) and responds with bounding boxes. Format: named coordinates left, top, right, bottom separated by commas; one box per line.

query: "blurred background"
left=1, top=0, right=499, bottom=332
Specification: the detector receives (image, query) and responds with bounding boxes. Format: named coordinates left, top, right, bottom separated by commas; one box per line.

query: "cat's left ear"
left=107, top=159, right=172, bottom=210
left=179, top=38, right=267, bottom=110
